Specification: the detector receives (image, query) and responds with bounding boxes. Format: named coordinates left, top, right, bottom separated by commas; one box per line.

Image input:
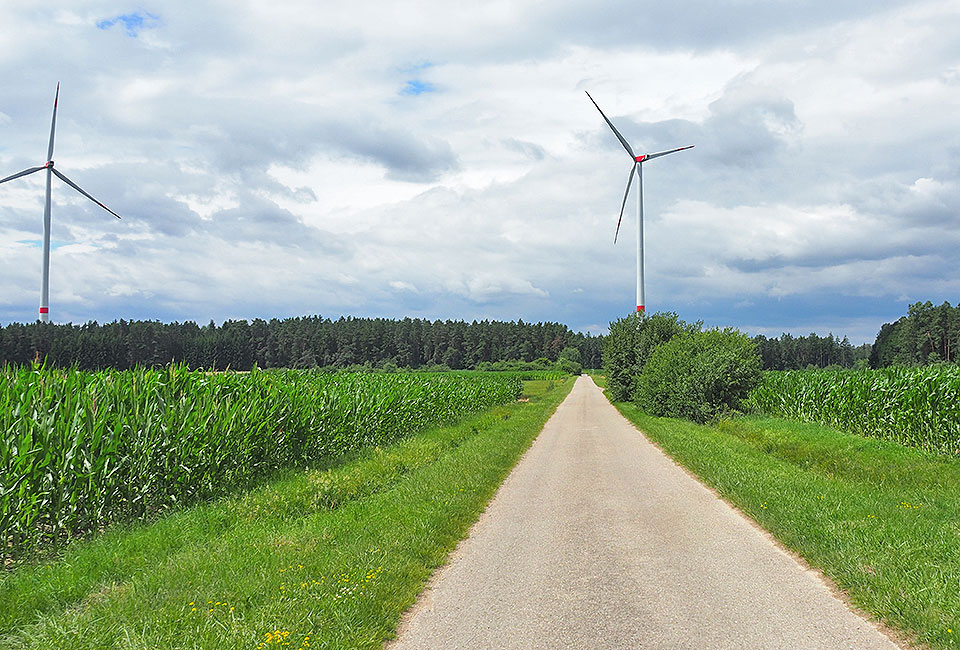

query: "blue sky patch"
left=96, top=12, right=159, bottom=37
left=402, top=80, right=435, bottom=96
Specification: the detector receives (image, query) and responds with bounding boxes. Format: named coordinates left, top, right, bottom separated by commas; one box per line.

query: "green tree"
left=602, top=312, right=691, bottom=402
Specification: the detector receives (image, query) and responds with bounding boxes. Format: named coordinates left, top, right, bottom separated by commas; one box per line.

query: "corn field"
left=746, top=366, right=960, bottom=454
left=1, top=364, right=522, bottom=556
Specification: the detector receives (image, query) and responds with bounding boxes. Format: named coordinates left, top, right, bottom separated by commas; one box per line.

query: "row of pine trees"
left=0, top=315, right=603, bottom=371
left=870, top=301, right=960, bottom=367
left=3, top=301, right=953, bottom=372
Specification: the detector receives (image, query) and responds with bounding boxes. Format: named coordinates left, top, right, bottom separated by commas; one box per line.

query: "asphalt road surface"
left=388, top=375, right=902, bottom=650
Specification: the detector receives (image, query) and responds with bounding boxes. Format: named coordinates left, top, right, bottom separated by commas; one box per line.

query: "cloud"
left=1, top=0, right=959, bottom=344
left=503, top=138, right=546, bottom=161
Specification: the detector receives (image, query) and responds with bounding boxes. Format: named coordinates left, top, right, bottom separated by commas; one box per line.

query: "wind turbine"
left=0, top=84, right=122, bottom=323
left=586, top=91, right=692, bottom=314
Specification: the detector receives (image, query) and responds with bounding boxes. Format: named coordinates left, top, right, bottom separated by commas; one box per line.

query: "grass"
left=0, top=377, right=573, bottom=649
left=606, top=392, right=960, bottom=650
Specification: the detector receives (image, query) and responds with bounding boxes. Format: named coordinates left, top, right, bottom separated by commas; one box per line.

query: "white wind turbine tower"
left=586, top=91, right=692, bottom=314
left=0, top=84, right=122, bottom=323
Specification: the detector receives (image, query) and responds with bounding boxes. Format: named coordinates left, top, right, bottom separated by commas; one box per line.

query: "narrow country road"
left=388, top=375, right=901, bottom=650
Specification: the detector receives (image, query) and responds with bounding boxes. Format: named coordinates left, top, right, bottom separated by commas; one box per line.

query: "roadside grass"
left=608, top=397, right=960, bottom=650
left=0, top=377, right=573, bottom=649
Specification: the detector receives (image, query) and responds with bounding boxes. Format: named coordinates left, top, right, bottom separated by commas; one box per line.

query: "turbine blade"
left=0, top=166, right=46, bottom=185
left=614, top=164, right=636, bottom=244
left=47, top=83, right=60, bottom=162
left=585, top=91, right=636, bottom=160
left=50, top=168, right=122, bottom=219
left=643, top=144, right=694, bottom=161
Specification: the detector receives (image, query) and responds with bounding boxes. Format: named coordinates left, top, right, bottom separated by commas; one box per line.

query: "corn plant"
left=746, top=366, right=960, bottom=454
left=0, top=364, right=522, bottom=558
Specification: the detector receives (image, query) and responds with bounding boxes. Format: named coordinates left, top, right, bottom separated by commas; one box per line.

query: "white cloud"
left=0, top=0, right=958, bottom=343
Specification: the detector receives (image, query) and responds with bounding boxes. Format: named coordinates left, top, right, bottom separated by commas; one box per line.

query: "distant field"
left=1, top=365, right=523, bottom=560
left=747, top=366, right=960, bottom=454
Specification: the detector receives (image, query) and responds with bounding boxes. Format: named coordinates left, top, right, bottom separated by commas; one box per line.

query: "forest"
left=870, top=301, right=960, bottom=367
left=753, top=332, right=871, bottom=370
left=7, top=302, right=955, bottom=372
left=0, top=315, right=603, bottom=370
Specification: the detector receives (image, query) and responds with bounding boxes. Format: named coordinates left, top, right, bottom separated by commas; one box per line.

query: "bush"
left=474, top=357, right=580, bottom=375
left=558, top=358, right=582, bottom=375
left=602, top=312, right=692, bottom=401
left=636, top=328, right=761, bottom=423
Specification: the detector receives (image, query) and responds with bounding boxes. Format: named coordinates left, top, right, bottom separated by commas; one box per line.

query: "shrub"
left=636, top=328, right=761, bottom=423
left=602, top=312, right=692, bottom=401
left=558, top=358, right=582, bottom=375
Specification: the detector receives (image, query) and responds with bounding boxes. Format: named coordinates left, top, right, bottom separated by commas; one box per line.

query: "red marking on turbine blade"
left=636, top=305, right=645, bottom=313
left=39, top=308, right=49, bottom=314
left=635, top=155, right=646, bottom=162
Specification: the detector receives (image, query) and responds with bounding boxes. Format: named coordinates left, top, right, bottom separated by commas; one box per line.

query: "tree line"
left=753, top=332, right=871, bottom=370
left=0, top=315, right=603, bottom=371
left=870, top=301, right=960, bottom=367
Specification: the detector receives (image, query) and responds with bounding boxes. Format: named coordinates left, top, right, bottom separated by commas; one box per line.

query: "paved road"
left=388, top=375, right=902, bottom=650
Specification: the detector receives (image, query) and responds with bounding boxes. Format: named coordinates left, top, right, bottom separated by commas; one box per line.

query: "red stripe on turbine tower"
left=637, top=305, right=644, bottom=313
left=39, top=308, right=49, bottom=314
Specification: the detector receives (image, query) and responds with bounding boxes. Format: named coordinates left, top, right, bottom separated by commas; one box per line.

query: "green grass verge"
left=608, top=397, right=959, bottom=650
left=0, top=377, right=573, bottom=649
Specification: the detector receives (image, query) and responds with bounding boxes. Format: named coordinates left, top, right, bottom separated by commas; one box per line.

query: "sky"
left=1, top=1, right=958, bottom=343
